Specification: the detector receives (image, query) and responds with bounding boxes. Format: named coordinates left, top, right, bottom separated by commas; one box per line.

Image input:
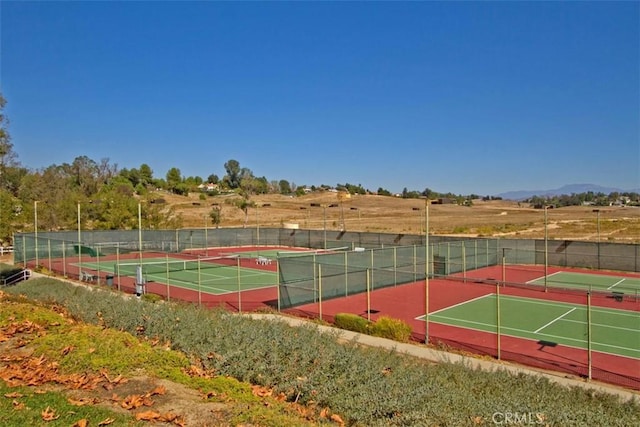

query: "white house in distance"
left=197, top=183, right=219, bottom=192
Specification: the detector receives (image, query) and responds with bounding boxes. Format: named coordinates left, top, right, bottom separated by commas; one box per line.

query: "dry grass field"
left=165, top=192, right=640, bottom=244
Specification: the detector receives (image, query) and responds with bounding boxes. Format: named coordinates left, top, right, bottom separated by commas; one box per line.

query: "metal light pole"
left=138, top=203, right=143, bottom=264
left=34, top=201, right=39, bottom=268
left=497, top=248, right=510, bottom=360
left=587, top=291, right=592, bottom=381
left=425, top=198, right=430, bottom=345
left=77, top=202, right=82, bottom=278
left=544, top=205, right=548, bottom=292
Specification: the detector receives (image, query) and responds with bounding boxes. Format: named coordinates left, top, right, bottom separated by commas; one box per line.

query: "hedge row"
left=4, top=278, right=639, bottom=426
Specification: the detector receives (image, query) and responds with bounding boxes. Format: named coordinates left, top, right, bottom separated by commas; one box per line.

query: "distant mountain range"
left=496, top=184, right=640, bottom=201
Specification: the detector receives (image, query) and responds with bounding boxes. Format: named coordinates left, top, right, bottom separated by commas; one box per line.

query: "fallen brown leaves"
left=0, top=295, right=346, bottom=426
left=136, top=410, right=185, bottom=426
left=0, top=353, right=102, bottom=389
left=119, top=385, right=167, bottom=411
left=0, top=313, right=187, bottom=426
left=248, top=384, right=345, bottom=425
left=108, top=384, right=185, bottom=425
left=41, top=405, right=60, bottom=421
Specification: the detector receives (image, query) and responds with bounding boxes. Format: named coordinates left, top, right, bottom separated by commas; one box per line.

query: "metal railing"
left=1, top=269, right=31, bottom=286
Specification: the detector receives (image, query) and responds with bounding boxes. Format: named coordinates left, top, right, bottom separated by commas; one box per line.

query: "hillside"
left=163, top=192, right=640, bottom=243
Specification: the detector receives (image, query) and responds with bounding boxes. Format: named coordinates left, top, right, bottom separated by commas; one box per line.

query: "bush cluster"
left=335, top=313, right=412, bottom=343
left=370, top=316, right=412, bottom=342
left=5, top=278, right=639, bottom=426
left=334, top=313, right=370, bottom=333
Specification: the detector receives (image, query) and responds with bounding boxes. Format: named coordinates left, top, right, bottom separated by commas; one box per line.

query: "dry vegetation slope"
left=164, top=192, right=640, bottom=243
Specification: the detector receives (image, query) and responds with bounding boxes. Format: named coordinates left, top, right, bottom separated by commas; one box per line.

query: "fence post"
left=393, top=246, right=397, bottom=285
left=366, top=268, right=371, bottom=322
left=462, top=244, right=466, bottom=282
left=496, top=281, right=501, bottom=360
left=22, top=235, right=26, bottom=268
left=47, top=239, right=52, bottom=272
left=370, top=249, right=374, bottom=291
left=96, top=245, right=101, bottom=285
left=318, top=264, right=323, bottom=321
left=313, top=254, right=318, bottom=303
left=237, top=256, right=241, bottom=313
left=587, top=292, right=592, bottom=381
left=62, top=241, right=66, bottom=277
left=166, top=254, right=170, bottom=301
left=276, top=257, right=281, bottom=312
left=344, top=251, right=348, bottom=297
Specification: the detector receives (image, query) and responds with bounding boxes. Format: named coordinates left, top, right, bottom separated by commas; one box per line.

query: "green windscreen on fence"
left=277, top=241, right=500, bottom=308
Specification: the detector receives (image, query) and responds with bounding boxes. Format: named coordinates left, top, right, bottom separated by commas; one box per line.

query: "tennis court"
left=424, top=294, right=640, bottom=359
left=77, top=256, right=277, bottom=295
left=527, top=271, right=640, bottom=295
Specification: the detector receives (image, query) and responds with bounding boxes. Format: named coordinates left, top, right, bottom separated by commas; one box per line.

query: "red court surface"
left=286, top=268, right=640, bottom=391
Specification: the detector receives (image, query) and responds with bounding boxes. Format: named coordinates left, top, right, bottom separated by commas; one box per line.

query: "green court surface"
left=424, top=294, right=640, bottom=359
left=77, top=257, right=277, bottom=295
left=527, top=271, right=640, bottom=295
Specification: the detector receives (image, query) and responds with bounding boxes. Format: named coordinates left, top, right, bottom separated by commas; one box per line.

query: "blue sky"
left=1, top=1, right=638, bottom=195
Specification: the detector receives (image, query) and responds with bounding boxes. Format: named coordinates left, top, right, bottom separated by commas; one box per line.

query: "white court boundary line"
left=425, top=293, right=493, bottom=317
left=534, top=308, right=577, bottom=333
left=526, top=270, right=563, bottom=285
left=607, top=278, right=626, bottom=290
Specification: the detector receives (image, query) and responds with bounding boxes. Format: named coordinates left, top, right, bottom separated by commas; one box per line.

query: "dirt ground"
left=168, top=192, right=640, bottom=243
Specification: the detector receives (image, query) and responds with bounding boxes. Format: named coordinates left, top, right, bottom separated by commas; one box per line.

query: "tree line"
left=1, top=93, right=638, bottom=244
left=526, top=192, right=640, bottom=208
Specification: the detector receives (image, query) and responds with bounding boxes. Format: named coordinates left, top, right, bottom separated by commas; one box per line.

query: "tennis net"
left=115, top=255, right=239, bottom=276
left=277, top=246, right=350, bottom=258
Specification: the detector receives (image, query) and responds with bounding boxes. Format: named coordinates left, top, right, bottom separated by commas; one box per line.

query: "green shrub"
left=334, top=312, right=371, bottom=333
left=141, top=293, right=164, bottom=303
left=370, top=316, right=412, bottom=342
